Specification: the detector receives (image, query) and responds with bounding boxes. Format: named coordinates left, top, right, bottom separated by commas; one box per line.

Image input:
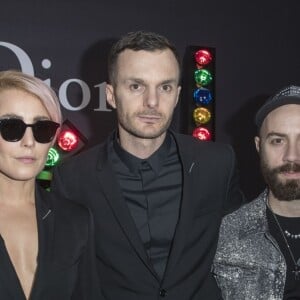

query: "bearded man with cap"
left=212, top=85, right=300, bottom=300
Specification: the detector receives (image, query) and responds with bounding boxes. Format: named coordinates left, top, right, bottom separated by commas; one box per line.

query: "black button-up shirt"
left=111, top=132, right=182, bottom=279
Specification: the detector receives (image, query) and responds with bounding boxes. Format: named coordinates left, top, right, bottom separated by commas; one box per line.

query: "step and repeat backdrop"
left=1, top=0, right=299, bottom=197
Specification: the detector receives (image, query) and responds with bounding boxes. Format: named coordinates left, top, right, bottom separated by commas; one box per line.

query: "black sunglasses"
left=0, top=118, right=60, bottom=143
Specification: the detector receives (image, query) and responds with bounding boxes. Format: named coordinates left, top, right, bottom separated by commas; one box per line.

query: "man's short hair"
left=107, top=31, right=181, bottom=85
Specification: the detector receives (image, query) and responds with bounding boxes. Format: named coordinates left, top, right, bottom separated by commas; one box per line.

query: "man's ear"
left=175, top=85, right=181, bottom=106
left=106, top=84, right=116, bottom=109
left=254, top=136, right=260, bottom=153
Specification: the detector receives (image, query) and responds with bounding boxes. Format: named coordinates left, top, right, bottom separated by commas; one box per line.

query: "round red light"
left=192, top=127, right=212, bottom=141
left=194, top=49, right=213, bottom=67
left=57, top=130, right=79, bottom=152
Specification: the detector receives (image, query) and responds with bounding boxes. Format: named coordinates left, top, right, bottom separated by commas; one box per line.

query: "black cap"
left=255, top=85, right=300, bottom=129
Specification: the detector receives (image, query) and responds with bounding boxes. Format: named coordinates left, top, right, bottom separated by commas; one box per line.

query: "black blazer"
left=0, top=185, right=100, bottom=300
left=52, top=131, right=244, bottom=300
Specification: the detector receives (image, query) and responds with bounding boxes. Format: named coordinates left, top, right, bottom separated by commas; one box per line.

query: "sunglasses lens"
left=0, top=119, right=59, bottom=143
left=0, top=119, right=26, bottom=142
left=32, top=121, right=59, bottom=143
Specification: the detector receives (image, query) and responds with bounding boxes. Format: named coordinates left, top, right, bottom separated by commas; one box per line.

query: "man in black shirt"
left=213, top=85, right=300, bottom=299
left=52, top=31, right=244, bottom=299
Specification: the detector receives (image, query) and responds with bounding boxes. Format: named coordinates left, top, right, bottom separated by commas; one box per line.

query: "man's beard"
left=260, top=159, right=300, bottom=201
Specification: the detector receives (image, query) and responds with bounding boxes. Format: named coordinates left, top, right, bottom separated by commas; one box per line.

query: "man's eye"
left=160, top=85, right=172, bottom=92
left=130, top=84, right=143, bottom=91
left=270, top=138, right=283, bottom=145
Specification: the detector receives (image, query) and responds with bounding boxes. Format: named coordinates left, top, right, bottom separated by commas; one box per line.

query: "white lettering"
left=41, top=59, right=51, bottom=86
left=0, top=41, right=34, bottom=75
left=0, top=41, right=110, bottom=112
left=94, top=82, right=111, bottom=112
left=59, top=79, right=91, bottom=111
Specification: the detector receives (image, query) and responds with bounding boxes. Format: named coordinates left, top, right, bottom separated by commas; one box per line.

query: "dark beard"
left=260, top=161, right=300, bottom=201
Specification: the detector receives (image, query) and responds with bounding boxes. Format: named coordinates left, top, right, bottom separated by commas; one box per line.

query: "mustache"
left=136, top=110, right=162, bottom=117
left=274, top=163, right=300, bottom=173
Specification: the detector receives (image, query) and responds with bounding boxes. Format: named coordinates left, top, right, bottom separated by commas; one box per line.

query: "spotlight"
left=194, top=49, right=213, bottom=67
left=57, top=130, right=79, bottom=152
left=192, top=127, right=212, bottom=141
left=193, top=107, right=211, bottom=125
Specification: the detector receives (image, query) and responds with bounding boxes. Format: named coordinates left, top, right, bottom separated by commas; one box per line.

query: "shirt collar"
left=113, top=132, right=172, bottom=175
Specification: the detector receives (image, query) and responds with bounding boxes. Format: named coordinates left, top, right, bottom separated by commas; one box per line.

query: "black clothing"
left=112, top=133, right=182, bottom=279
left=267, top=208, right=300, bottom=299
left=52, top=131, right=244, bottom=300
left=0, top=185, right=100, bottom=300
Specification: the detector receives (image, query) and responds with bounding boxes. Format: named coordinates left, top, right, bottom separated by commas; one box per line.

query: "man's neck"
left=118, top=132, right=166, bottom=159
left=268, top=191, right=300, bottom=217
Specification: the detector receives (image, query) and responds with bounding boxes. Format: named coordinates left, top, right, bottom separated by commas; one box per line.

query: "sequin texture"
left=212, top=190, right=286, bottom=300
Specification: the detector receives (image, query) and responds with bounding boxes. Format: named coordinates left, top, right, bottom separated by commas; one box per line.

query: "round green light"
left=45, top=147, right=60, bottom=167
left=194, top=69, right=213, bottom=86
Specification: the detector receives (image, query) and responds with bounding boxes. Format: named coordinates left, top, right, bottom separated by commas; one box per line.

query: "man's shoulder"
left=38, top=185, right=90, bottom=222
left=172, top=132, right=233, bottom=154
left=215, top=192, right=268, bottom=264
left=60, top=139, right=107, bottom=166
left=220, top=192, right=266, bottom=234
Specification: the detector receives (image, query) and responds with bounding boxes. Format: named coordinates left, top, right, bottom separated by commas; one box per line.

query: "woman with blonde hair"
left=0, top=70, right=99, bottom=299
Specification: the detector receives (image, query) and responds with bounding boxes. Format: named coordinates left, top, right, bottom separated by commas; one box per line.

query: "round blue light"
left=193, top=88, right=213, bottom=105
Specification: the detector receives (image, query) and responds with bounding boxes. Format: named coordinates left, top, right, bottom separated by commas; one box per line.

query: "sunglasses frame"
left=0, top=118, right=60, bottom=144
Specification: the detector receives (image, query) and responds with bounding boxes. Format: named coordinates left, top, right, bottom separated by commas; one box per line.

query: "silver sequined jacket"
left=212, top=190, right=286, bottom=300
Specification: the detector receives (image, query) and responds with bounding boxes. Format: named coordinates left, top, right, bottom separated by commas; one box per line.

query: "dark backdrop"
left=0, top=0, right=299, bottom=199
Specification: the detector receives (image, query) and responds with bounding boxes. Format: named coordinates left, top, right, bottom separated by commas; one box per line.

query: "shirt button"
left=159, top=289, right=167, bottom=297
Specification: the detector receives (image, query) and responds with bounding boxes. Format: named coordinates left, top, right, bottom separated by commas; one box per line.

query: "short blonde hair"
left=0, top=70, right=62, bottom=124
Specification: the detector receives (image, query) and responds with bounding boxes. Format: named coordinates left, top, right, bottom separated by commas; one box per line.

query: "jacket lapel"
left=163, top=134, right=196, bottom=281
left=0, top=186, right=55, bottom=300
left=29, top=186, right=55, bottom=299
left=96, top=142, right=159, bottom=280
